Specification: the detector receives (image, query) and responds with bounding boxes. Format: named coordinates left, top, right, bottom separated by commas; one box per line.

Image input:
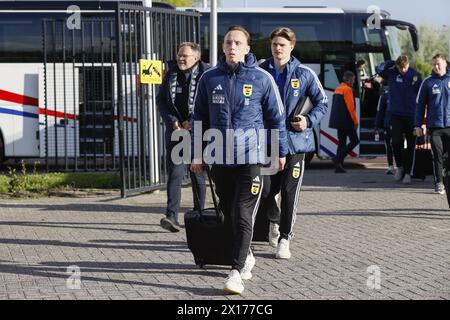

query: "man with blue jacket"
left=376, top=55, right=422, bottom=184
left=260, top=27, right=328, bottom=259
left=156, top=42, right=208, bottom=232
left=374, top=83, right=395, bottom=175
left=191, top=25, right=288, bottom=295
left=415, top=54, right=450, bottom=196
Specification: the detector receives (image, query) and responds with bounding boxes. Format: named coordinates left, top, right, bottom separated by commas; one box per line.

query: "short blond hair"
left=395, top=55, right=409, bottom=67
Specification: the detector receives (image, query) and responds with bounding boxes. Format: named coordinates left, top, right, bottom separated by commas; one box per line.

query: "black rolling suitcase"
left=252, top=205, right=269, bottom=242
left=412, top=136, right=433, bottom=180
left=184, top=168, right=233, bottom=268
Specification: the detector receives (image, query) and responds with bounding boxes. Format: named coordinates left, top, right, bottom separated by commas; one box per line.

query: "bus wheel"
left=305, top=152, right=314, bottom=167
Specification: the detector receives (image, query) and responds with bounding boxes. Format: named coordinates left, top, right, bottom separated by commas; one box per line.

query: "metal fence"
left=116, top=4, right=200, bottom=197
left=41, top=4, right=200, bottom=197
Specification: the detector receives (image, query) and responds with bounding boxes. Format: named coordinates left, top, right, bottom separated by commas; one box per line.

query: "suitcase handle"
left=190, top=166, right=224, bottom=223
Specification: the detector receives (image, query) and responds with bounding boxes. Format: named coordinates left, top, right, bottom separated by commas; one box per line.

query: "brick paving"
left=1, top=159, right=450, bottom=300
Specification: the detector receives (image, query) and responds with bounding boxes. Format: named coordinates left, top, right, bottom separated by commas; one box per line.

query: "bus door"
left=351, top=13, right=391, bottom=157
left=354, top=51, right=386, bottom=156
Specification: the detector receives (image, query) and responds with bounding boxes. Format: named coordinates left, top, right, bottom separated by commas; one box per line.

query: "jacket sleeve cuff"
left=305, top=116, right=312, bottom=128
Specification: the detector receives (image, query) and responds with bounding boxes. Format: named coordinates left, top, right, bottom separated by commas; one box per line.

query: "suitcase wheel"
left=194, top=258, right=205, bottom=269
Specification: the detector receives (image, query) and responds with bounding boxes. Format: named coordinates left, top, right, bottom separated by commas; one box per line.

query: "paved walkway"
left=1, top=160, right=450, bottom=300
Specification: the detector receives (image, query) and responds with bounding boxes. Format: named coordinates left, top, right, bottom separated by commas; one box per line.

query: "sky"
left=217, top=0, right=450, bottom=28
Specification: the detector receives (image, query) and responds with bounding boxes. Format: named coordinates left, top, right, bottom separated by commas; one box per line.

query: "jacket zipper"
left=229, top=73, right=236, bottom=129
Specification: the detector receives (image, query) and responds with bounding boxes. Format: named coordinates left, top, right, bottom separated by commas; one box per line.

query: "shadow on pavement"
left=0, top=261, right=227, bottom=297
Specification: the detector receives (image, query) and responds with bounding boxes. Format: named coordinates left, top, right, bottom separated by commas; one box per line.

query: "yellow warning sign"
left=140, top=59, right=162, bottom=84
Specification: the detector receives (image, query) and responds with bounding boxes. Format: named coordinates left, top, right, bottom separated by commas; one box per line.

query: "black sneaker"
left=332, top=157, right=346, bottom=173
left=160, top=216, right=180, bottom=233
left=335, top=166, right=347, bottom=173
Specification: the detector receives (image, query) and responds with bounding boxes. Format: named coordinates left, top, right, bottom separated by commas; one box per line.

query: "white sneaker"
left=435, top=182, right=446, bottom=195
left=394, top=167, right=404, bottom=182
left=386, top=166, right=394, bottom=175
left=268, top=222, right=280, bottom=248
left=276, top=239, right=291, bottom=260
left=240, top=252, right=256, bottom=280
left=402, top=174, right=412, bottom=185
left=224, top=269, right=244, bottom=295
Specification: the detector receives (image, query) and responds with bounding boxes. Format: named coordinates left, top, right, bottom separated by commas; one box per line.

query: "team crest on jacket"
left=448, top=82, right=450, bottom=89
left=413, top=75, right=418, bottom=83
left=293, top=162, right=301, bottom=179
left=251, top=176, right=261, bottom=195
left=291, top=79, right=300, bottom=89
left=243, top=84, right=253, bottom=97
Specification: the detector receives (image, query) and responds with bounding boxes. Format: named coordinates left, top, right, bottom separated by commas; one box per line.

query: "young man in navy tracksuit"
left=156, top=42, right=209, bottom=232
left=415, top=54, right=450, bottom=196
left=191, top=26, right=288, bottom=295
left=376, top=55, right=422, bottom=184
left=374, top=83, right=395, bottom=175
left=260, top=27, right=328, bottom=258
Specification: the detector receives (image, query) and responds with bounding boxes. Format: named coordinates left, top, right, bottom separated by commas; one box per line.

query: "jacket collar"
left=263, top=56, right=301, bottom=75
left=217, top=53, right=257, bottom=74
left=431, top=68, right=450, bottom=78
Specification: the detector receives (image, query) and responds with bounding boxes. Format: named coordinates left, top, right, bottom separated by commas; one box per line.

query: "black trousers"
left=260, top=154, right=305, bottom=241
left=390, top=115, right=415, bottom=175
left=336, top=128, right=360, bottom=164
left=429, top=128, right=450, bottom=184
left=211, top=165, right=263, bottom=271
left=166, top=145, right=206, bottom=220
left=384, top=127, right=394, bottom=167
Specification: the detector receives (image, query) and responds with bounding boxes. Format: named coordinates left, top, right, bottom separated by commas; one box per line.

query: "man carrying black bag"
left=191, top=25, right=288, bottom=295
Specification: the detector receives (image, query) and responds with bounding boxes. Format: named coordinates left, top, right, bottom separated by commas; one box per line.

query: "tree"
left=398, top=24, right=449, bottom=79
left=399, top=24, right=449, bottom=63
left=411, top=60, right=432, bottom=80
left=155, top=0, right=221, bottom=7
left=155, top=0, right=194, bottom=7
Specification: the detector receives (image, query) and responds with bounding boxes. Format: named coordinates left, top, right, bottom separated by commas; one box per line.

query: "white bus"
left=0, top=0, right=186, bottom=172
left=185, top=7, right=419, bottom=163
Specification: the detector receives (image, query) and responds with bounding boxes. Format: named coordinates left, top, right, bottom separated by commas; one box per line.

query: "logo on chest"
left=212, top=94, right=225, bottom=104
left=291, top=79, right=300, bottom=89
left=243, top=84, right=253, bottom=97
left=432, top=84, right=441, bottom=95
left=448, top=81, right=450, bottom=89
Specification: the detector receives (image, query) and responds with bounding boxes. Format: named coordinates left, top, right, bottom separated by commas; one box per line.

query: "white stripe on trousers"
left=248, top=178, right=264, bottom=254
left=288, top=159, right=305, bottom=240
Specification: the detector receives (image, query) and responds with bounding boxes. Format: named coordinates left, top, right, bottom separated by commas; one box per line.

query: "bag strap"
left=190, top=166, right=224, bottom=222
left=190, top=170, right=202, bottom=214
left=205, top=166, right=220, bottom=216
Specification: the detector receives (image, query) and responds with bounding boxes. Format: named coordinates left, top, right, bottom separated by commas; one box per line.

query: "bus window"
left=323, top=54, right=353, bottom=91
left=200, top=13, right=349, bottom=62
left=356, top=52, right=383, bottom=118
left=0, top=14, right=42, bottom=62
left=385, top=26, right=402, bottom=59
left=353, top=15, right=384, bottom=50
left=324, top=63, right=340, bottom=90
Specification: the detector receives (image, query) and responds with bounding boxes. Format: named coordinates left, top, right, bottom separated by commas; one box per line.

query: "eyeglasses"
left=177, top=54, right=196, bottom=59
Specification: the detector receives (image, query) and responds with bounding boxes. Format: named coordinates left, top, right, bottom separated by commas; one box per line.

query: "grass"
left=0, top=175, right=9, bottom=193
left=0, top=167, right=121, bottom=197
